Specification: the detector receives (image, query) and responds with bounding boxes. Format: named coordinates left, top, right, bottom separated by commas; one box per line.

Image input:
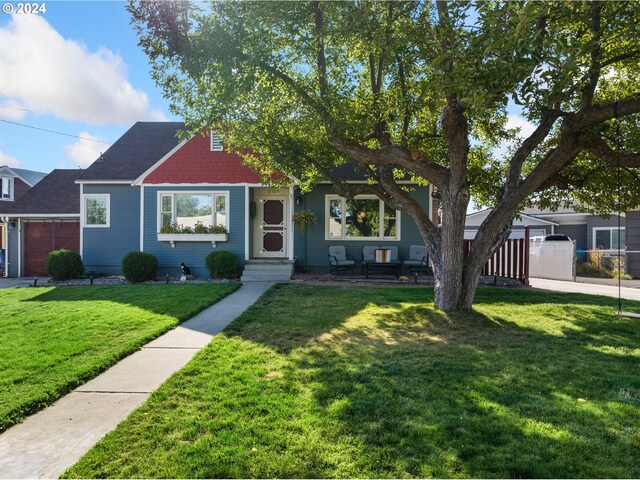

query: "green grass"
left=64, top=285, right=640, bottom=478
left=0, top=283, right=239, bottom=431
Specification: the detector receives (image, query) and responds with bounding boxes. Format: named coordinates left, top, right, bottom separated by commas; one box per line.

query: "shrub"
left=122, top=252, right=159, bottom=283
left=205, top=250, right=239, bottom=279
left=46, top=249, right=84, bottom=281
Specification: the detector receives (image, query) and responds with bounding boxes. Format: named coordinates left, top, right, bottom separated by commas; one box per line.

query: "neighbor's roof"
left=0, top=166, right=47, bottom=186
left=522, top=206, right=579, bottom=215
left=10, top=168, right=47, bottom=186
left=0, top=169, right=83, bottom=215
left=78, top=122, right=185, bottom=182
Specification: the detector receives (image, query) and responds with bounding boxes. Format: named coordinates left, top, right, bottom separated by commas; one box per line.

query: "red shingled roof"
left=143, top=134, right=262, bottom=184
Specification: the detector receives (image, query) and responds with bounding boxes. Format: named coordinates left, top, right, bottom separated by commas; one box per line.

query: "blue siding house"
left=5, top=122, right=639, bottom=279
left=72, top=121, right=435, bottom=278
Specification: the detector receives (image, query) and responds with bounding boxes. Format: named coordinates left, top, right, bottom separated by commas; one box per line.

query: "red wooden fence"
left=463, top=227, right=530, bottom=284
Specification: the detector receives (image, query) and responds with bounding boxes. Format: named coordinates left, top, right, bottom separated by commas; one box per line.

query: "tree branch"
left=313, top=1, right=328, bottom=99
left=580, top=131, right=640, bottom=167
left=504, top=108, right=561, bottom=195
left=377, top=166, right=442, bottom=252
left=579, top=3, right=603, bottom=110
left=327, top=135, right=449, bottom=188
left=567, top=94, right=640, bottom=132
left=600, top=49, right=640, bottom=69
left=396, top=55, right=410, bottom=146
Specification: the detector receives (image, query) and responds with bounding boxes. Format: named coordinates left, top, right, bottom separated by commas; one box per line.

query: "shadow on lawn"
left=21, top=283, right=238, bottom=321
left=232, top=285, right=640, bottom=478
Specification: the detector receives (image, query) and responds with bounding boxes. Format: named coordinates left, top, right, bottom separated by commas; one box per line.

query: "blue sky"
left=0, top=1, right=178, bottom=173
left=0, top=0, right=533, bottom=213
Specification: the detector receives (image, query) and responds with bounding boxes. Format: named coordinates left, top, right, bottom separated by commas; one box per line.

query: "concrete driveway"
left=0, top=277, right=48, bottom=288
left=529, top=277, right=640, bottom=302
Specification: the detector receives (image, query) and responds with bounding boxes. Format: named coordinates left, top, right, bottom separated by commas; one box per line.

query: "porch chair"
left=403, top=245, right=430, bottom=280
left=361, top=246, right=380, bottom=273
left=328, top=246, right=356, bottom=274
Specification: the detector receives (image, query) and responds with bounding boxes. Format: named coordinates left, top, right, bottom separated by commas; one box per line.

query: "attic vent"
left=210, top=131, right=223, bottom=152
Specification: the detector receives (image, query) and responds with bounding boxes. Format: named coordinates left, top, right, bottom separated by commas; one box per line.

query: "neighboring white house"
left=464, top=209, right=557, bottom=240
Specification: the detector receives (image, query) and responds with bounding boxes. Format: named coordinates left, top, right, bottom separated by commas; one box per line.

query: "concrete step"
left=241, top=274, right=291, bottom=282
left=240, top=260, right=294, bottom=282
left=245, top=259, right=295, bottom=265
left=242, top=264, right=294, bottom=273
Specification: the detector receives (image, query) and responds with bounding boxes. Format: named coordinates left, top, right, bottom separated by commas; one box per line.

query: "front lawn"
left=65, top=285, right=640, bottom=478
left=0, top=283, right=239, bottom=431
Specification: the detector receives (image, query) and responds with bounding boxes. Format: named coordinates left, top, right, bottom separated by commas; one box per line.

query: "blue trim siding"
left=83, top=185, right=140, bottom=275
left=143, top=186, right=246, bottom=278
left=294, top=184, right=430, bottom=272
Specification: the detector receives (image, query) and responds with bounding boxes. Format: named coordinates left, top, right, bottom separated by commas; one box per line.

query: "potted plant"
left=292, top=209, right=317, bottom=229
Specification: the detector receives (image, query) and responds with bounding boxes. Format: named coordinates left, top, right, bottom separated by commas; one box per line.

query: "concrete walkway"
left=529, top=277, right=640, bottom=302
left=0, top=277, right=48, bottom=288
left=0, top=282, right=274, bottom=479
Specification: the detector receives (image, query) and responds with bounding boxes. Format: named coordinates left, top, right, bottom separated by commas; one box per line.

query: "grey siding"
left=587, top=215, right=625, bottom=250
left=82, top=184, right=141, bottom=275
left=555, top=224, right=587, bottom=251
left=295, top=184, right=430, bottom=272
left=143, top=186, right=246, bottom=278
left=626, top=211, right=640, bottom=278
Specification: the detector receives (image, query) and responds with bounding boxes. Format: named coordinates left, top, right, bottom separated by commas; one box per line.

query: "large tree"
left=129, top=0, right=640, bottom=310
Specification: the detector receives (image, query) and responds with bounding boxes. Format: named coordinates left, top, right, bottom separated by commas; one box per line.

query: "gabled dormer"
left=0, top=166, right=47, bottom=203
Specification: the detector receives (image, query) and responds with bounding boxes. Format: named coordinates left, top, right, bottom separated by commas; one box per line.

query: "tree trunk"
left=433, top=262, right=481, bottom=311
left=431, top=184, right=478, bottom=311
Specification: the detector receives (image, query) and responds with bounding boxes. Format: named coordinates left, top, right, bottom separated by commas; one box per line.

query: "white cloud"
left=506, top=115, right=537, bottom=139
left=495, top=114, right=537, bottom=159
left=63, top=132, right=106, bottom=167
left=0, top=101, right=28, bottom=121
left=0, top=149, right=25, bottom=167
left=0, top=15, right=166, bottom=125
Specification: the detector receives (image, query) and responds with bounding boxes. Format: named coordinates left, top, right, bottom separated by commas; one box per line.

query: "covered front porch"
left=242, top=186, right=295, bottom=281
left=247, top=186, right=295, bottom=262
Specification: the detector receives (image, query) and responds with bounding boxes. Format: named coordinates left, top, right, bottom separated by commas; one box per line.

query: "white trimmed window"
left=210, top=131, right=223, bottom=151
left=83, top=194, right=110, bottom=227
left=0, top=177, right=13, bottom=201
left=158, top=192, right=228, bottom=231
left=326, top=195, right=400, bottom=241
left=593, top=227, right=625, bottom=250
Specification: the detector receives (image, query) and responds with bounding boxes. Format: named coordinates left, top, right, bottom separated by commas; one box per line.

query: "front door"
left=256, top=196, right=287, bottom=257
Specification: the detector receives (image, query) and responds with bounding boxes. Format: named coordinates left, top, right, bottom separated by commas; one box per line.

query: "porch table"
left=363, top=261, right=402, bottom=279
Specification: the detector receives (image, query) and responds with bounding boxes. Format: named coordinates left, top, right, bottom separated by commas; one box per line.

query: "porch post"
left=288, top=186, right=295, bottom=261
left=245, top=186, right=250, bottom=261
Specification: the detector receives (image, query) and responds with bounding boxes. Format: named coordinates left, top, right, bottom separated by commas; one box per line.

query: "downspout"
left=79, top=183, right=84, bottom=260
left=288, top=184, right=295, bottom=261
left=1, top=216, right=7, bottom=277
left=17, top=218, right=21, bottom=277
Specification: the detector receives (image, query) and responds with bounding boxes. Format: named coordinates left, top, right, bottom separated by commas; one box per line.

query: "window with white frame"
left=159, top=192, right=228, bottom=231
left=326, top=195, right=400, bottom=240
left=83, top=194, right=110, bottom=227
left=210, top=131, right=223, bottom=152
left=593, top=227, right=625, bottom=250
left=0, top=177, right=13, bottom=200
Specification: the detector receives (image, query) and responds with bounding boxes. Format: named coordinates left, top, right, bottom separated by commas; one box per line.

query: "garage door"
left=23, top=220, right=80, bottom=277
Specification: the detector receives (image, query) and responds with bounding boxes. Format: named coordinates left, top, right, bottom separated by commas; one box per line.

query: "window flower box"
left=157, top=233, right=228, bottom=248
